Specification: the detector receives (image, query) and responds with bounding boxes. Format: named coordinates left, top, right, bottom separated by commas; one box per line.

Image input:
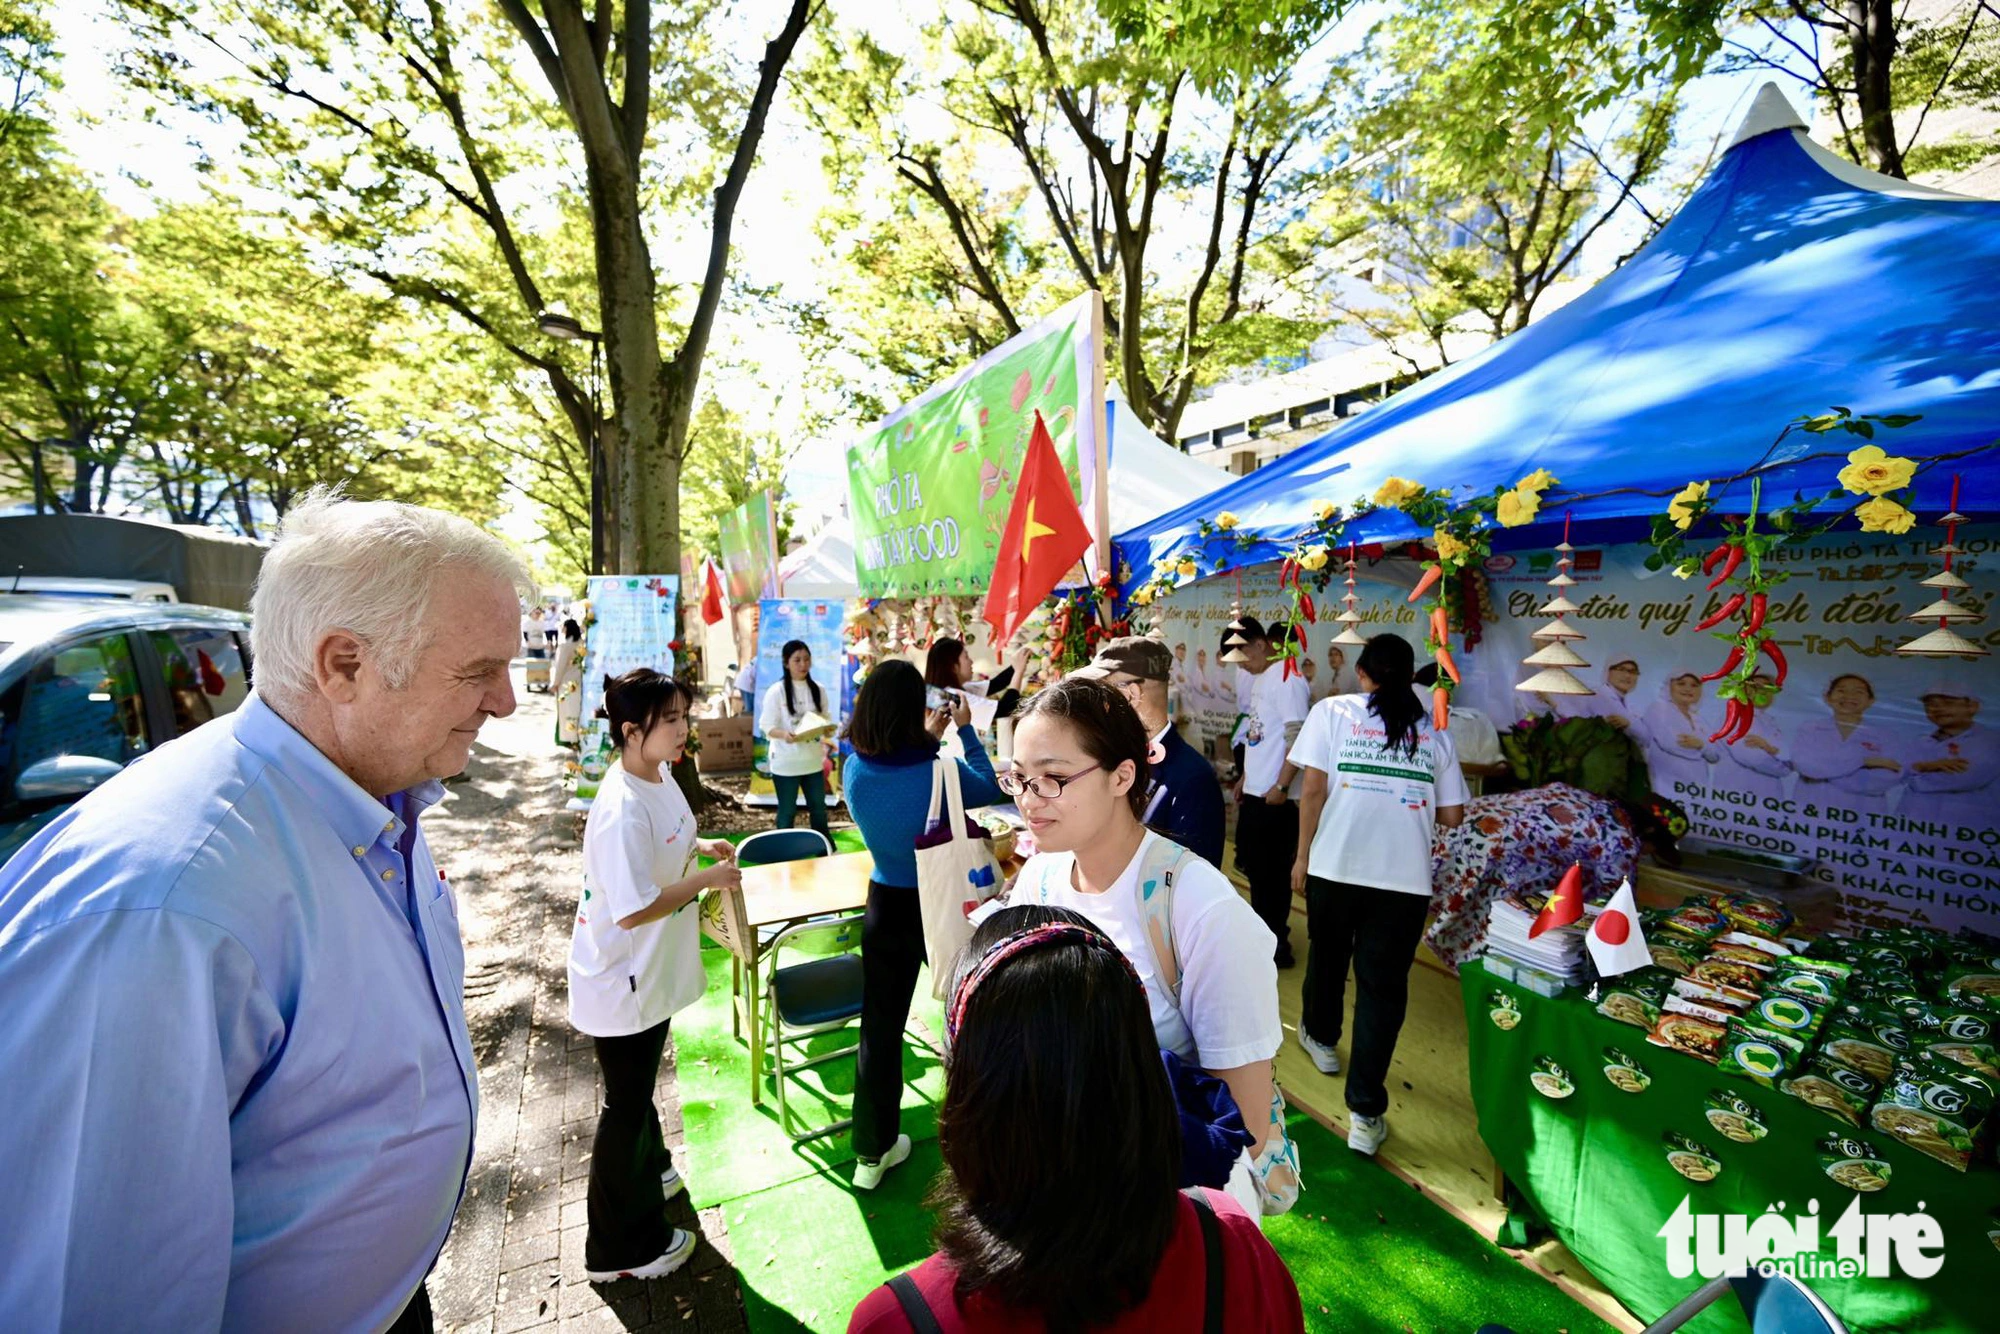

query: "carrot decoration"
left=1432, top=686, right=1451, bottom=731
left=1429, top=604, right=1449, bottom=645
left=1408, top=563, right=1443, bottom=602
left=1436, top=644, right=1462, bottom=685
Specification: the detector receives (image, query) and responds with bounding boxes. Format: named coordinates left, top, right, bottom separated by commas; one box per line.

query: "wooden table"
left=700, top=850, right=876, bottom=1113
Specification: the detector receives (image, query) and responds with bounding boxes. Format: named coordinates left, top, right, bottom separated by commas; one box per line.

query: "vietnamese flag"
left=1527, top=863, right=1586, bottom=939
left=982, top=409, right=1092, bottom=649
left=699, top=557, right=727, bottom=627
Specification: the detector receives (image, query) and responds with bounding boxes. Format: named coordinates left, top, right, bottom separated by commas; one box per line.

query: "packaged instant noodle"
left=1869, top=1050, right=1997, bottom=1172
left=1744, top=992, right=1827, bottom=1043
left=1690, top=957, right=1773, bottom=992
left=1665, top=993, right=1743, bottom=1028
left=1649, top=937, right=1704, bottom=976
left=1916, top=1006, right=2000, bottom=1080
left=1662, top=902, right=1730, bottom=942
left=1648, top=1012, right=1726, bottom=1063
left=1818, top=1132, right=1893, bottom=1192
left=1717, top=1021, right=1804, bottom=1086
left=1944, top=956, right=2000, bottom=1011
left=1782, top=1056, right=1879, bottom=1128
left=1820, top=1005, right=1912, bottom=1084
left=1767, top=963, right=1849, bottom=1007
left=1704, top=1088, right=1769, bottom=1143
left=1722, top=895, right=1793, bottom=941
left=1718, top=930, right=1792, bottom=959
left=1598, top=969, right=1671, bottom=1028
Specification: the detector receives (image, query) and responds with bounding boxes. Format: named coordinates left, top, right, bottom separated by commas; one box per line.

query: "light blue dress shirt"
left=0, top=694, right=478, bottom=1331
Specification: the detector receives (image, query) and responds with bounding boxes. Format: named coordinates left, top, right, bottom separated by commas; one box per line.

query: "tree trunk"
left=68, top=449, right=96, bottom=513
left=1847, top=0, right=1904, bottom=178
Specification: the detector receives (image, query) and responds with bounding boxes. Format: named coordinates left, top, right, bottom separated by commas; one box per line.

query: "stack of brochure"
left=1483, top=892, right=1589, bottom=984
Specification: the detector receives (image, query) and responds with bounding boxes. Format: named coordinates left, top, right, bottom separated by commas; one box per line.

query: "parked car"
left=0, top=594, right=253, bottom=863
left=3, top=576, right=180, bottom=602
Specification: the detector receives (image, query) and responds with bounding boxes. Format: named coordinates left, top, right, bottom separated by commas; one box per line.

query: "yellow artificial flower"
left=1836, top=445, right=1917, bottom=497
left=1496, top=486, right=1543, bottom=528
left=1298, top=547, right=1330, bottom=572
left=1132, top=587, right=1154, bottom=606
left=1313, top=500, right=1338, bottom=522
left=1433, top=527, right=1471, bottom=564
left=1176, top=557, right=1199, bottom=578
left=1854, top=496, right=1916, bottom=534
left=1217, top=511, right=1240, bottom=530
left=1668, top=480, right=1710, bottom=531
left=1515, top=467, right=1559, bottom=494
left=1672, top=563, right=1694, bottom=580
left=1374, top=476, right=1422, bottom=509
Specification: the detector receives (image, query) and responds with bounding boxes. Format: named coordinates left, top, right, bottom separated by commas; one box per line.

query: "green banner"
left=846, top=293, right=1101, bottom=598
left=716, top=491, right=779, bottom=604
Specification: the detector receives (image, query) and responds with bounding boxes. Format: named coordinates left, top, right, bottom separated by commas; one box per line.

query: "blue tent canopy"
left=1114, top=86, right=2000, bottom=587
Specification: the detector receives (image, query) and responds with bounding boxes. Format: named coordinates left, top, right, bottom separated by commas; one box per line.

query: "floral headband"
left=945, top=923, right=1145, bottom=1044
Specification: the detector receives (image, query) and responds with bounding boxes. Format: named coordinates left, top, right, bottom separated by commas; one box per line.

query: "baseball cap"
left=1072, top=636, right=1174, bottom=684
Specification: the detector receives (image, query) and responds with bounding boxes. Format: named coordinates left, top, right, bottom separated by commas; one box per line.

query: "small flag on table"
left=1586, top=877, right=1651, bottom=977
left=1527, top=863, right=1585, bottom=939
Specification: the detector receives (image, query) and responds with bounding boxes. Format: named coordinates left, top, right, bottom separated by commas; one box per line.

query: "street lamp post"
left=538, top=311, right=607, bottom=575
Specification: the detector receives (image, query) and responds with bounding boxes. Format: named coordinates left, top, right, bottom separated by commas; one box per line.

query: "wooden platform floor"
left=1243, top=861, right=1645, bottom=1333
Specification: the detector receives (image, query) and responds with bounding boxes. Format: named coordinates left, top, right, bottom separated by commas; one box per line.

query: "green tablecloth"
left=1460, top=960, right=1997, bottom=1334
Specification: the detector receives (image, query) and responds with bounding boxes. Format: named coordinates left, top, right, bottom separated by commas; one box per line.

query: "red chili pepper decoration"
left=1299, top=591, right=1316, bottom=624
left=1709, top=699, right=1745, bottom=744
left=1701, top=645, right=1745, bottom=682
left=1763, top=639, right=1788, bottom=687
left=1728, top=703, right=1756, bottom=745
left=1702, top=544, right=1730, bottom=576
left=1744, top=592, right=1768, bottom=635
left=1706, top=544, right=1745, bottom=591
left=1696, top=592, right=1746, bottom=631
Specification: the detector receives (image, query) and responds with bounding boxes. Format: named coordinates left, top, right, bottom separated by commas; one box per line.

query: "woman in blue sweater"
left=841, top=658, right=1006, bottom=1190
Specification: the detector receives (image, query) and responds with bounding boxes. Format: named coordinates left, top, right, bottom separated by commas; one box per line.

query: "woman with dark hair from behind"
left=1286, top=632, right=1468, bottom=1156
left=841, top=659, right=1008, bottom=1190
left=567, top=670, right=742, bottom=1281
left=758, top=639, right=837, bottom=840
left=848, top=906, right=1303, bottom=1333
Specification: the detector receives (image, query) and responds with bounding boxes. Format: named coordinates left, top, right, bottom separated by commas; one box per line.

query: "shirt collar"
left=234, top=692, right=447, bottom=852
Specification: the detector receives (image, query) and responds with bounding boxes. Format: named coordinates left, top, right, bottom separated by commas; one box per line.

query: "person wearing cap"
left=1073, top=637, right=1227, bottom=869
left=1902, top=682, right=1996, bottom=835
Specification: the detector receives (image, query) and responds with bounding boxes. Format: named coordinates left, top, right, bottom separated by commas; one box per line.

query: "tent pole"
left=1090, top=292, right=1112, bottom=622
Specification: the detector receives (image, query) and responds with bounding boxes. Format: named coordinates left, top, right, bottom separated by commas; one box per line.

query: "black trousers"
left=1301, top=876, right=1431, bottom=1118
left=585, top=1018, right=673, bottom=1271
left=385, top=1284, right=431, bottom=1333
left=773, top=770, right=832, bottom=841
left=852, top=882, right=926, bottom=1161
left=1234, top=797, right=1299, bottom=957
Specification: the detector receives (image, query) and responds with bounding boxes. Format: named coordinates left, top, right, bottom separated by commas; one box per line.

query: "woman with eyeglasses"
left=848, top=906, right=1304, bottom=1333
left=1000, top=677, right=1284, bottom=1214
left=840, top=659, right=1007, bottom=1191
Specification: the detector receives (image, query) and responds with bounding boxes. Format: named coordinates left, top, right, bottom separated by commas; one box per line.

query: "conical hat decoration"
left=1519, top=519, right=1594, bottom=695
left=1898, top=478, right=1987, bottom=659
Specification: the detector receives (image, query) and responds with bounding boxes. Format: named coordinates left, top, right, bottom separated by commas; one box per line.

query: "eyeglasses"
left=996, top=765, right=1102, bottom=800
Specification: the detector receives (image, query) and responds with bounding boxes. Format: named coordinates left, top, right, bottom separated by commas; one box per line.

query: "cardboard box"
left=696, top=714, right=755, bottom=773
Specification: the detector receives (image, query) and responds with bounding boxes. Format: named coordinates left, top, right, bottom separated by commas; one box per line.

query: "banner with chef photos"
left=1142, top=530, right=1997, bottom=936
left=1459, top=530, right=1994, bottom=938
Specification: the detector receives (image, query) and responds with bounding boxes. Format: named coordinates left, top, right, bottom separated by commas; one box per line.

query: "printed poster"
left=742, top=597, right=853, bottom=808
left=717, top=492, right=781, bottom=605
left=572, top=573, right=679, bottom=805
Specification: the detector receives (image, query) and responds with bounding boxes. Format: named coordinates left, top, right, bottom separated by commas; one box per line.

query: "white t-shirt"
left=1011, top=832, right=1281, bottom=1070
left=758, top=679, right=836, bottom=777
left=569, top=762, right=706, bottom=1036
left=1289, top=694, right=1470, bottom=895
left=1239, top=666, right=1312, bottom=798
left=735, top=662, right=758, bottom=694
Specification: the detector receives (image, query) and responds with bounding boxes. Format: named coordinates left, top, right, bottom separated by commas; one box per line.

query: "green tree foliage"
left=112, top=0, right=816, bottom=575
left=1722, top=0, right=1999, bottom=180
left=799, top=0, right=1339, bottom=440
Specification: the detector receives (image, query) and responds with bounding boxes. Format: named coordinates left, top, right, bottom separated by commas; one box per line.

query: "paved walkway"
left=420, top=679, right=747, bottom=1334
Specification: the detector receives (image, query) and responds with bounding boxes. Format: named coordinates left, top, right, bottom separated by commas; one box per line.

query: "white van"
left=4, top=576, right=180, bottom=602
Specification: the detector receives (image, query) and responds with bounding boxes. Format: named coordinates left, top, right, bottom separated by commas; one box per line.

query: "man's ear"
left=315, top=629, right=367, bottom=705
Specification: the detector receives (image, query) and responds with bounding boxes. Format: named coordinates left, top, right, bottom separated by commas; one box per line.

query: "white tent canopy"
left=778, top=390, right=1231, bottom=600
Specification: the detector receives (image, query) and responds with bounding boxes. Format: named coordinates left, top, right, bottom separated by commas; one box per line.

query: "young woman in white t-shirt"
left=758, top=639, right=835, bottom=840
left=1287, top=633, right=1468, bottom=1156
left=1001, top=677, right=1283, bottom=1178
left=569, top=669, right=741, bottom=1283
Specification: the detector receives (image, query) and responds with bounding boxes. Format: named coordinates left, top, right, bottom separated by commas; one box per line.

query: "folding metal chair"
left=762, top=912, right=866, bottom=1143
left=735, top=828, right=833, bottom=867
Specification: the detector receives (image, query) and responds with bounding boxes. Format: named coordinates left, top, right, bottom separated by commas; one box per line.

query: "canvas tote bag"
left=912, top=757, right=1004, bottom=999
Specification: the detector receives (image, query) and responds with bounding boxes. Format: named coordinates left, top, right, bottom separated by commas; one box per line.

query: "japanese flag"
left=1586, top=878, right=1650, bottom=977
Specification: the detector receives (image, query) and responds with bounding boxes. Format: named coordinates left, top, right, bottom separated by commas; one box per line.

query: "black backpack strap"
left=1186, top=1188, right=1225, bottom=1334
left=886, top=1271, right=943, bottom=1334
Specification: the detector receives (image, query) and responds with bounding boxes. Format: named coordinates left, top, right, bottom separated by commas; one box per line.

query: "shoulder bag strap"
left=1185, top=1188, right=1225, bottom=1334
left=941, top=748, right=970, bottom=838
left=884, top=1271, right=943, bottom=1334
left=1137, top=838, right=1197, bottom=1009
left=926, top=757, right=948, bottom=828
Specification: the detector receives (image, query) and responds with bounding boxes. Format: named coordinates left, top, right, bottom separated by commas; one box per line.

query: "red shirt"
left=847, top=1189, right=1304, bottom=1333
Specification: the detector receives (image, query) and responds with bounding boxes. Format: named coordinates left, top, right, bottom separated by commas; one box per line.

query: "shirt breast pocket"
left=425, top=875, right=468, bottom=993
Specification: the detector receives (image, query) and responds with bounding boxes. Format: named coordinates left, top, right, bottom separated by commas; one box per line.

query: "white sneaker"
left=661, top=1163, right=685, bottom=1202
left=852, top=1133, right=911, bottom=1191
left=585, top=1228, right=696, bottom=1283
left=1347, top=1113, right=1388, bottom=1156
left=1297, top=1029, right=1341, bottom=1075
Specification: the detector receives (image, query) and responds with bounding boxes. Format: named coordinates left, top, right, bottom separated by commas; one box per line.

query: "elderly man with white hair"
left=0, top=490, right=529, bottom=1332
